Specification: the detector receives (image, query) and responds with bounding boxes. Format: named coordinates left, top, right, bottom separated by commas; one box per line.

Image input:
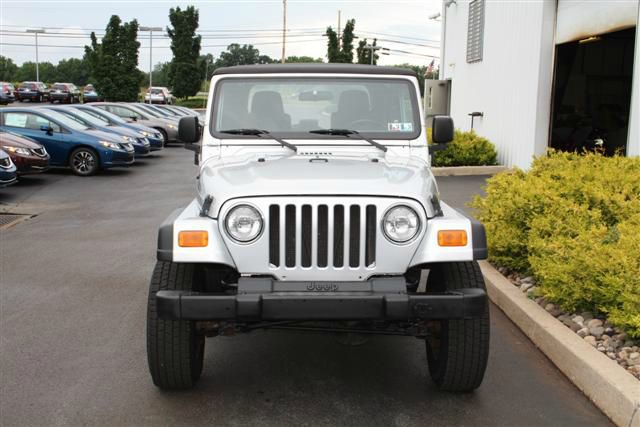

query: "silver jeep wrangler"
left=147, top=64, right=490, bottom=392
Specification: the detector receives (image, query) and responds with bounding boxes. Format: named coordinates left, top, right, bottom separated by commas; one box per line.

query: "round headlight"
left=382, top=205, right=420, bottom=243
left=225, top=205, right=263, bottom=243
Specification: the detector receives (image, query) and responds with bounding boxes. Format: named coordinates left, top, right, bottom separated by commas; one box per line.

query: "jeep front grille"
left=268, top=203, right=377, bottom=269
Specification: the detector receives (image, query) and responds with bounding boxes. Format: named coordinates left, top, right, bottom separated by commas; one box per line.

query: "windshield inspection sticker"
left=388, top=122, right=413, bottom=132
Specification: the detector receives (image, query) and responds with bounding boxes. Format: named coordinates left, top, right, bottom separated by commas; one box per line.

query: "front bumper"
left=102, top=151, right=135, bottom=168
left=156, top=277, right=486, bottom=321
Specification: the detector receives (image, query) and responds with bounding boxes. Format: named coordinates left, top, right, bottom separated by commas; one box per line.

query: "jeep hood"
left=199, top=153, right=439, bottom=217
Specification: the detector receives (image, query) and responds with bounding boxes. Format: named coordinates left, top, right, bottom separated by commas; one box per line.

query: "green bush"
left=471, top=152, right=640, bottom=336
left=428, top=129, right=498, bottom=167
left=175, top=97, right=207, bottom=109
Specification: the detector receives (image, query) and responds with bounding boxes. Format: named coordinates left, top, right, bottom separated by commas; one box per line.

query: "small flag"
left=426, top=59, right=435, bottom=75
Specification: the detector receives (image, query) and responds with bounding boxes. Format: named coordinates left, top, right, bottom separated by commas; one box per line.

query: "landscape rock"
left=589, top=326, right=605, bottom=339
left=571, top=315, right=584, bottom=326
left=577, top=328, right=589, bottom=338
left=586, top=319, right=603, bottom=329
left=584, top=336, right=597, bottom=346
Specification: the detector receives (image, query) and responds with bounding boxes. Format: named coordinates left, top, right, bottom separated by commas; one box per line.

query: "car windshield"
left=68, top=109, right=109, bottom=126
left=135, top=104, right=162, bottom=118
left=42, top=109, right=90, bottom=131
left=212, top=77, right=419, bottom=139
left=81, top=107, right=125, bottom=124
left=150, top=89, right=164, bottom=95
left=52, top=84, right=67, bottom=90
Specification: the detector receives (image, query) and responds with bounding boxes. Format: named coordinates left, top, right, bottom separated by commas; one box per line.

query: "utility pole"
left=26, top=28, right=45, bottom=81
left=281, top=0, right=287, bottom=63
left=140, top=26, right=162, bottom=103
left=337, top=10, right=341, bottom=39
left=364, top=44, right=388, bottom=65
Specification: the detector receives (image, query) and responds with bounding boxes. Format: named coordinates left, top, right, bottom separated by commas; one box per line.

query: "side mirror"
left=129, top=116, right=138, bottom=122
left=179, top=116, right=200, bottom=144
left=40, top=125, right=53, bottom=135
left=432, top=115, right=454, bottom=144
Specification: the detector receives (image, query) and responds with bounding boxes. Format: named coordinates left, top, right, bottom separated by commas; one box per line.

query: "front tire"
left=69, top=147, right=99, bottom=176
left=156, top=128, right=168, bottom=147
left=147, top=261, right=205, bottom=390
left=425, top=262, right=490, bottom=392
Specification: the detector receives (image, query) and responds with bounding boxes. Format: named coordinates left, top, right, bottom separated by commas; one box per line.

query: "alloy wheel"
left=72, top=150, right=96, bottom=175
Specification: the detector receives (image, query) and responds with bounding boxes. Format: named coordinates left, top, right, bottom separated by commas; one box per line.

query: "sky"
left=0, top=0, right=442, bottom=72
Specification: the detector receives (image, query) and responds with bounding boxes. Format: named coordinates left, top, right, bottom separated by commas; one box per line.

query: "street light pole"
left=26, top=28, right=45, bottom=81
left=140, top=26, right=162, bottom=103
left=281, top=0, right=287, bottom=63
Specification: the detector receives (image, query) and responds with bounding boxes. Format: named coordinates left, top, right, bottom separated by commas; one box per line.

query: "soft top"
left=213, top=63, right=417, bottom=77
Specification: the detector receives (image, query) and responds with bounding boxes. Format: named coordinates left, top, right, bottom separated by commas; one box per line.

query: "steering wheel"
left=348, top=119, right=384, bottom=131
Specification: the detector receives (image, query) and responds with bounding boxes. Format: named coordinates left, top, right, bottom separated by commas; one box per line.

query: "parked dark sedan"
left=15, top=82, right=49, bottom=103
left=0, top=149, right=18, bottom=187
left=49, top=83, right=80, bottom=104
left=1, top=82, right=15, bottom=104
left=0, top=131, right=50, bottom=175
left=0, top=107, right=134, bottom=176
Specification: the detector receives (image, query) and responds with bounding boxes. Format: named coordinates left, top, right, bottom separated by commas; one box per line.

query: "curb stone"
left=431, top=165, right=507, bottom=176
left=479, top=261, right=640, bottom=427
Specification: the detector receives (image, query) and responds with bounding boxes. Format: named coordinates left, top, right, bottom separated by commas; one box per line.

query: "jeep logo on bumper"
left=307, top=283, right=339, bottom=292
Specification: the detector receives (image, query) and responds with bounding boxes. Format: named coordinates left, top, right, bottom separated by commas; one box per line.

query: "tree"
left=55, top=58, right=90, bottom=86
left=151, top=62, right=171, bottom=87
left=0, top=56, right=18, bottom=81
left=15, top=61, right=56, bottom=82
left=325, top=27, right=340, bottom=62
left=167, top=6, right=202, bottom=99
left=285, top=56, right=323, bottom=63
left=340, top=19, right=356, bottom=63
left=325, top=19, right=356, bottom=63
left=215, top=44, right=273, bottom=68
left=84, top=15, right=141, bottom=101
left=391, top=63, right=439, bottom=95
left=356, top=38, right=379, bottom=65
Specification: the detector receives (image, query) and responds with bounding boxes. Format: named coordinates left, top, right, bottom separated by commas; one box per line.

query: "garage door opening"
left=550, top=27, right=635, bottom=155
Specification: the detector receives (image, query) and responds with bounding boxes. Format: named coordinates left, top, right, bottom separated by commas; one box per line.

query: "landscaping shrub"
left=175, top=97, right=207, bottom=109
left=430, top=129, right=498, bottom=167
left=471, top=152, right=640, bottom=336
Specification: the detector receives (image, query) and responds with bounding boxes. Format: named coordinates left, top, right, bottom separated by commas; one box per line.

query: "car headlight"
left=99, top=140, right=121, bottom=150
left=121, top=135, right=134, bottom=143
left=4, top=146, right=31, bottom=156
left=167, top=124, right=177, bottom=129
left=225, top=205, right=263, bottom=243
left=382, top=205, right=420, bottom=244
left=139, top=130, right=150, bottom=137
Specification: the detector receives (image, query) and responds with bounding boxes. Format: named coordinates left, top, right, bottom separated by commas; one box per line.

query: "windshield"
left=135, top=104, right=162, bottom=118
left=81, top=107, right=125, bottom=124
left=212, top=77, right=420, bottom=139
left=42, top=109, right=90, bottom=131
left=68, top=109, right=109, bottom=127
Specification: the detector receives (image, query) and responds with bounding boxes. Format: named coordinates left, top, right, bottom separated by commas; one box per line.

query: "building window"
left=467, top=0, right=485, bottom=63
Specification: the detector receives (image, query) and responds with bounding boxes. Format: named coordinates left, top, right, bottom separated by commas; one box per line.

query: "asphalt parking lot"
left=0, top=146, right=610, bottom=426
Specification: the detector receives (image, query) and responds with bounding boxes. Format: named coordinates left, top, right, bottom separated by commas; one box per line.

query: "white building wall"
left=442, top=0, right=556, bottom=169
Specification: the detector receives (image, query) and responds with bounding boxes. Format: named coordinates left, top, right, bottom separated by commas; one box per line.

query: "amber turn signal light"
left=178, top=230, right=208, bottom=247
left=438, top=230, right=468, bottom=247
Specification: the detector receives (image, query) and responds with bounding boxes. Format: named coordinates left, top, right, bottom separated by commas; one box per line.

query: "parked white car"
left=147, top=64, right=490, bottom=393
left=144, top=86, right=175, bottom=105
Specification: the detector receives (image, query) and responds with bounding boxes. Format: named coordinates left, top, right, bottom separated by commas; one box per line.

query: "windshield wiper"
left=219, top=128, right=297, bottom=152
left=308, top=129, right=387, bottom=152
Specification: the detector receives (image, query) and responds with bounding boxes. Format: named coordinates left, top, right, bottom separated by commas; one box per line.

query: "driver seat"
left=249, top=91, right=291, bottom=131
left=331, top=90, right=371, bottom=129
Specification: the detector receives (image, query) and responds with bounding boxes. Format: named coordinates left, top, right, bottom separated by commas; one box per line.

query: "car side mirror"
left=129, top=116, right=138, bottom=122
left=40, top=125, right=53, bottom=135
left=179, top=116, right=200, bottom=144
left=432, top=116, right=454, bottom=144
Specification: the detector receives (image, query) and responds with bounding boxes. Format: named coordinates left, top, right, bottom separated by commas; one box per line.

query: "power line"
left=0, top=38, right=328, bottom=50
